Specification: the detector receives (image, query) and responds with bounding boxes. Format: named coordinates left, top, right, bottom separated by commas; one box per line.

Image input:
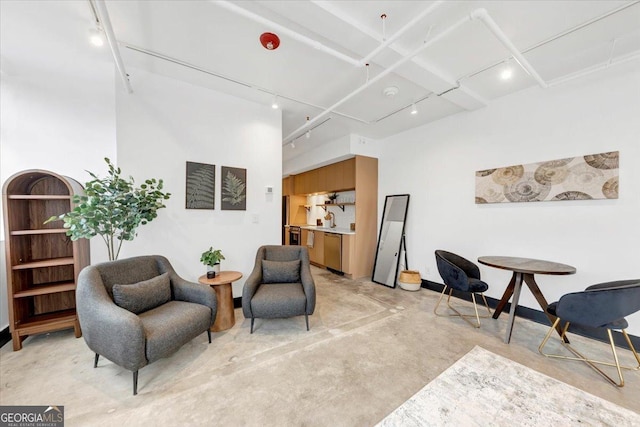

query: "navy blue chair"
left=538, top=279, right=640, bottom=387
left=434, top=250, right=492, bottom=328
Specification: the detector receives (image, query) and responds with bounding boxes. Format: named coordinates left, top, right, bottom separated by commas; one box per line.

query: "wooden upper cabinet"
left=282, top=176, right=293, bottom=196
left=341, top=158, right=356, bottom=190
left=293, top=172, right=308, bottom=195
left=325, top=158, right=356, bottom=192
left=292, top=157, right=357, bottom=195
left=307, top=169, right=319, bottom=194
left=324, top=162, right=341, bottom=192
left=316, top=166, right=328, bottom=194
left=294, top=167, right=320, bottom=194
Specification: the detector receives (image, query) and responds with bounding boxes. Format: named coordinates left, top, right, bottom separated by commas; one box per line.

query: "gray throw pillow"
left=112, top=272, right=171, bottom=314
left=262, top=259, right=301, bottom=284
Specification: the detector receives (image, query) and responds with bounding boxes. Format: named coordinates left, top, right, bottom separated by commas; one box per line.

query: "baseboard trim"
left=422, top=280, right=640, bottom=350
left=0, top=326, right=10, bottom=349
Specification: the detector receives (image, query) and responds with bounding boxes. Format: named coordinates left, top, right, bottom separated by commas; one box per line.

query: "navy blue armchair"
left=434, top=250, right=492, bottom=328
left=538, top=279, right=640, bottom=387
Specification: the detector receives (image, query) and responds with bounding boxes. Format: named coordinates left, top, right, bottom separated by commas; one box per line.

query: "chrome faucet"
left=324, top=211, right=336, bottom=228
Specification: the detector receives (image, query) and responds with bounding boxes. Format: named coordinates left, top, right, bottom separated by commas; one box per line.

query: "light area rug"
left=377, top=346, right=640, bottom=427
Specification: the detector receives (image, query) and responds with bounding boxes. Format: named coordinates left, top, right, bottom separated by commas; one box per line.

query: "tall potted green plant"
left=46, top=158, right=171, bottom=261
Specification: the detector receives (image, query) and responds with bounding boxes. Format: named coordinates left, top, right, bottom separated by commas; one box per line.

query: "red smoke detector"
left=260, top=32, right=280, bottom=50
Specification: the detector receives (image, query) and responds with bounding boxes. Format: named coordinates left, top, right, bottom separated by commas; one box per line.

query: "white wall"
left=0, top=1, right=117, bottom=330
left=306, top=191, right=356, bottom=227
left=283, top=134, right=380, bottom=176
left=0, top=1, right=281, bottom=333
left=375, top=63, right=640, bottom=335
left=283, top=135, right=352, bottom=175
left=115, top=68, right=282, bottom=296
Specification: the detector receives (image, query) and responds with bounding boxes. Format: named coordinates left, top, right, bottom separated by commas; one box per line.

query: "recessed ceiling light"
left=271, top=95, right=279, bottom=109
left=500, top=67, right=513, bottom=80
left=500, top=59, right=514, bottom=80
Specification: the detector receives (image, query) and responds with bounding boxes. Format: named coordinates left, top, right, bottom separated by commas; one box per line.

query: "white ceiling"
left=16, top=1, right=640, bottom=161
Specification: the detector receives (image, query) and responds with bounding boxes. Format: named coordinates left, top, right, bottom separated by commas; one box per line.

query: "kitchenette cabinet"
left=341, top=234, right=354, bottom=275
left=302, top=229, right=324, bottom=266
left=283, top=155, right=377, bottom=280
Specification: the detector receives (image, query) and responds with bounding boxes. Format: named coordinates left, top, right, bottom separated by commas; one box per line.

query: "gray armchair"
left=77, top=255, right=217, bottom=395
left=242, top=245, right=316, bottom=333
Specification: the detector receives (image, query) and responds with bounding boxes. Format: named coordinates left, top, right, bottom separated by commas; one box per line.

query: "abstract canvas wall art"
left=186, top=162, right=215, bottom=209
left=221, top=166, right=247, bottom=211
left=475, top=151, right=619, bottom=204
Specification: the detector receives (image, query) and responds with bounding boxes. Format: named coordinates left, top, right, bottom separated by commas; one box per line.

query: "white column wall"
left=375, top=64, right=640, bottom=335
left=115, top=69, right=282, bottom=297
left=0, top=1, right=117, bottom=330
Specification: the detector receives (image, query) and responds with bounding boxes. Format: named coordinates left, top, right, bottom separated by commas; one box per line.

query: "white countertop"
left=299, top=225, right=355, bottom=235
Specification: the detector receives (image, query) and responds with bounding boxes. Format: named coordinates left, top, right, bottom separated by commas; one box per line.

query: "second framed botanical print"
left=221, top=166, right=247, bottom=211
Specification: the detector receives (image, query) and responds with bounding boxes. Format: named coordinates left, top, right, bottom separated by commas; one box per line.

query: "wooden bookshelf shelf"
left=11, top=228, right=67, bottom=236
left=14, top=282, right=76, bottom=298
left=8, top=195, right=72, bottom=200
left=15, top=310, right=79, bottom=337
left=12, top=257, right=75, bottom=270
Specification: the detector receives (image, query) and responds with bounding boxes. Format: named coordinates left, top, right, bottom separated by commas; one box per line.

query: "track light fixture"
left=305, top=116, right=311, bottom=138
left=89, top=27, right=104, bottom=47
left=290, top=141, right=295, bottom=148
left=410, top=103, right=418, bottom=115
left=271, top=95, right=279, bottom=109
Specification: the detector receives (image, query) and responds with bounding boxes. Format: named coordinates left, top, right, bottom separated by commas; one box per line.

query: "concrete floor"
left=1, top=266, right=639, bottom=426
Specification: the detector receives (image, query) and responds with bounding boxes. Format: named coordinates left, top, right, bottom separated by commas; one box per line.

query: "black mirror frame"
left=371, top=194, right=410, bottom=288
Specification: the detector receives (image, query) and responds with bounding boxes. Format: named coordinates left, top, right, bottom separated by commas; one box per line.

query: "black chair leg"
left=207, top=330, right=211, bottom=343
left=94, top=353, right=100, bottom=368
left=250, top=317, right=255, bottom=334
left=305, top=313, right=310, bottom=331
left=133, top=371, right=138, bottom=396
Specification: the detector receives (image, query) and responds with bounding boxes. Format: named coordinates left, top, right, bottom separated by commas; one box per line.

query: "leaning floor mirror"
left=372, top=194, right=410, bottom=288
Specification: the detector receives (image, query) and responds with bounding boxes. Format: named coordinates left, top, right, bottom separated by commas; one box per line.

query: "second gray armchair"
left=242, top=245, right=316, bottom=333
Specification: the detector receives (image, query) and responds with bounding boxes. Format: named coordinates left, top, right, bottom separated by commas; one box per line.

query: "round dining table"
left=478, top=256, right=576, bottom=344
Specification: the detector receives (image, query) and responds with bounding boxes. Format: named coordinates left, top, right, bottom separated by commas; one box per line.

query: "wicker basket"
left=398, top=270, right=421, bottom=291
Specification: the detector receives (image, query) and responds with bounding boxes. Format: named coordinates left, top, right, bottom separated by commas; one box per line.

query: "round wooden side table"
left=198, top=271, right=243, bottom=332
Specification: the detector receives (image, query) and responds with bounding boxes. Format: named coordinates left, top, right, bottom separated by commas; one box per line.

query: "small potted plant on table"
left=201, top=247, right=225, bottom=279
